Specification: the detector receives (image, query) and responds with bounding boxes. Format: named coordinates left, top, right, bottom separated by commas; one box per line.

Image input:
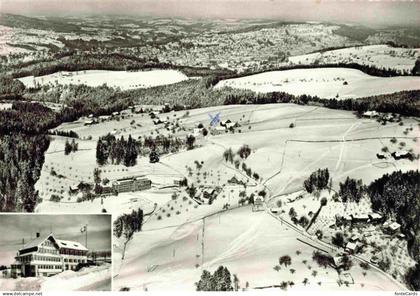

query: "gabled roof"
left=56, top=239, right=88, bottom=251
left=19, top=233, right=57, bottom=252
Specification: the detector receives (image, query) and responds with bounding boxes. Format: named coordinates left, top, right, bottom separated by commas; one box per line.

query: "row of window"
left=60, top=249, right=86, bottom=256
left=38, top=265, right=61, bottom=270
left=34, top=255, right=60, bottom=262
left=20, top=255, right=32, bottom=263
left=38, top=247, right=58, bottom=255
left=64, top=258, right=86, bottom=263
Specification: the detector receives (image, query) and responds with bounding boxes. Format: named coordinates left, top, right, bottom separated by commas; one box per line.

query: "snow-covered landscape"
left=18, top=69, right=189, bottom=90
left=1, top=1, right=420, bottom=293
left=215, top=68, right=420, bottom=99
left=0, top=264, right=111, bottom=291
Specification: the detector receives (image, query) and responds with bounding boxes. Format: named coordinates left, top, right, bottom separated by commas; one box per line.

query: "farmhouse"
left=384, top=221, right=401, bottom=234
left=98, top=115, right=111, bottom=122
left=84, top=120, right=94, bottom=126
left=333, top=256, right=345, bottom=268
left=173, top=178, right=185, bottom=187
left=270, top=207, right=282, bottom=214
left=153, top=118, right=167, bottom=125
left=193, top=128, right=203, bottom=136
left=363, top=111, right=379, bottom=118
left=220, top=119, right=232, bottom=127
left=112, top=176, right=152, bottom=193
left=345, top=241, right=362, bottom=254
left=0, top=103, right=12, bottom=110
left=11, top=232, right=88, bottom=278
left=253, top=196, right=264, bottom=212
left=376, top=152, right=387, bottom=159
left=368, top=213, right=383, bottom=223
left=351, top=214, right=370, bottom=223
left=211, top=126, right=226, bottom=135
left=391, top=150, right=411, bottom=160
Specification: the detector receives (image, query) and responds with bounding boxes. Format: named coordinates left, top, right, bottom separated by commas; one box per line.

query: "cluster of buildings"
left=10, top=233, right=88, bottom=278
left=334, top=212, right=403, bottom=256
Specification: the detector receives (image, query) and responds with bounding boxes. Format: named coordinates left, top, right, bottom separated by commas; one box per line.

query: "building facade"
left=112, top=176, right=152, bottom=193
left=11, top=233, right=88, bottom=278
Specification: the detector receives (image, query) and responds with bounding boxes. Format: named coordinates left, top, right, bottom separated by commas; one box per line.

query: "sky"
left=0, top=214, right=111, bottom=266
left=0, top=0, right=419, bottom=26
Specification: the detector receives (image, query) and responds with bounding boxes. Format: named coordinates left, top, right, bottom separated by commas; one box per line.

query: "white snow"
left=18, top=69, right=189, bottom=90
left=215, top=68, right=420, bottom=99
left=0, top=264, right=111, bottom=291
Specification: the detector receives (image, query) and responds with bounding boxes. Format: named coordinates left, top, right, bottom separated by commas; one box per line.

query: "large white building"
left=11, top=233, right=88, bottom=278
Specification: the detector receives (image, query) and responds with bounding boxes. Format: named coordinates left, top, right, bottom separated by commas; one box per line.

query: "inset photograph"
left=0, top=214, right=112, bottom=291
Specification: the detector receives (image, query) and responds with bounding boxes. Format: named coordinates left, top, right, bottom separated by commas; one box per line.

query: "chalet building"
left=252, top=196, right=264, bottom=212
left=391, top=150, right=411, bottom=160
left=376, top=152, right=387, bottom=159
left=173, top=178, right=183, bottom=187
left=383, top=221, right=401, bottom=235
left=362, top=111, right=379, bottom=118
left=350, top=214, right=369, bottom=223
left=98, top=115, right=111, bottom=122
left=112, top=176, right=151, bottom=193
left=345, top=241, right=362, bottom=254
left=368, top=213, right=384, bottom=224
left=84, top=120, right=94, bottom=126
left=11, top=233, right=88, bottom=278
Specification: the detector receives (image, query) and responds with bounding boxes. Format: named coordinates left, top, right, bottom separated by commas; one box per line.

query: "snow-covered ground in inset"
left=0, top=264, right=111, bottom=291
left=215, top=68, right=420, bottom=99
left=288, top=45, right=420, bottom=73
left=18, top=69, right=189, bottom=90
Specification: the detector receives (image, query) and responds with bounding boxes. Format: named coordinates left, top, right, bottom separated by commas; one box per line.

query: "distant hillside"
left=0, top=13, right=80, bottom=33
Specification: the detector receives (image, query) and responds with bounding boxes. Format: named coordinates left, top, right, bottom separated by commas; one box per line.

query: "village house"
left=368, top=213, right=383, bottom=224
left=383, top=221, right=401, bottom=235
left=193, top=127, right=203, bottom=137
left=112, top=176, right=152, bottom=193
left=98, top=115, right=111, bottom=122
left=345, top=241, right=362, bottom=254
left=333, top=256, right=345, bottom=268
left=270, top=207, right=282, bottom=214
left=391, top=150, right=411, bottom=160
left=84, top=119, right=94, bottom=126
left=253, top=196, right=264, bottom=212
left=350, top=214, right=370, bottom=223
left=376, top=152, right=387, bottom=159
left=11, top=233, right=88, bottom=278
left=173, top=178, right=186, bottom=187
left=362, top=111, right=379, bottom=118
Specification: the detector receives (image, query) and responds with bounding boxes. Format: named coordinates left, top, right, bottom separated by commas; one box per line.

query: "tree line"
left=223, top=90, right=420, bottom=117
left=96, top=134, right=138, bottom=167
left=113, top=208, right=144, bottom=239
left=0, top=134, right=50, bottom=212
left=196, top=266, right=239, bottom=291
left=96, top=133, right=195, bottom=166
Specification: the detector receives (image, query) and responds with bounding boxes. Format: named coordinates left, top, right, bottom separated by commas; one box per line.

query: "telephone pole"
left=85, top=224, right=88, bottom=248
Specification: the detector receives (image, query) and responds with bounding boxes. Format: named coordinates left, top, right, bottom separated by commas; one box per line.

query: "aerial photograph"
left=0, top=0, right=419, bottom=293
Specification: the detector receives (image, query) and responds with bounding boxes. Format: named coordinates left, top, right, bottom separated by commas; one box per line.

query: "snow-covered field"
left=114, top=206, right=404, bottom=291
left=18, top=69, right=189, bottom=90
left=34, top=103, right=418, bottom=291
left=215, top=68, right=420, bottom=99
left=37, top=103, right=418, bottom=212
left=0, top=264, right=111, bottom=291
left=288, top=45, right=420, bottom=73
